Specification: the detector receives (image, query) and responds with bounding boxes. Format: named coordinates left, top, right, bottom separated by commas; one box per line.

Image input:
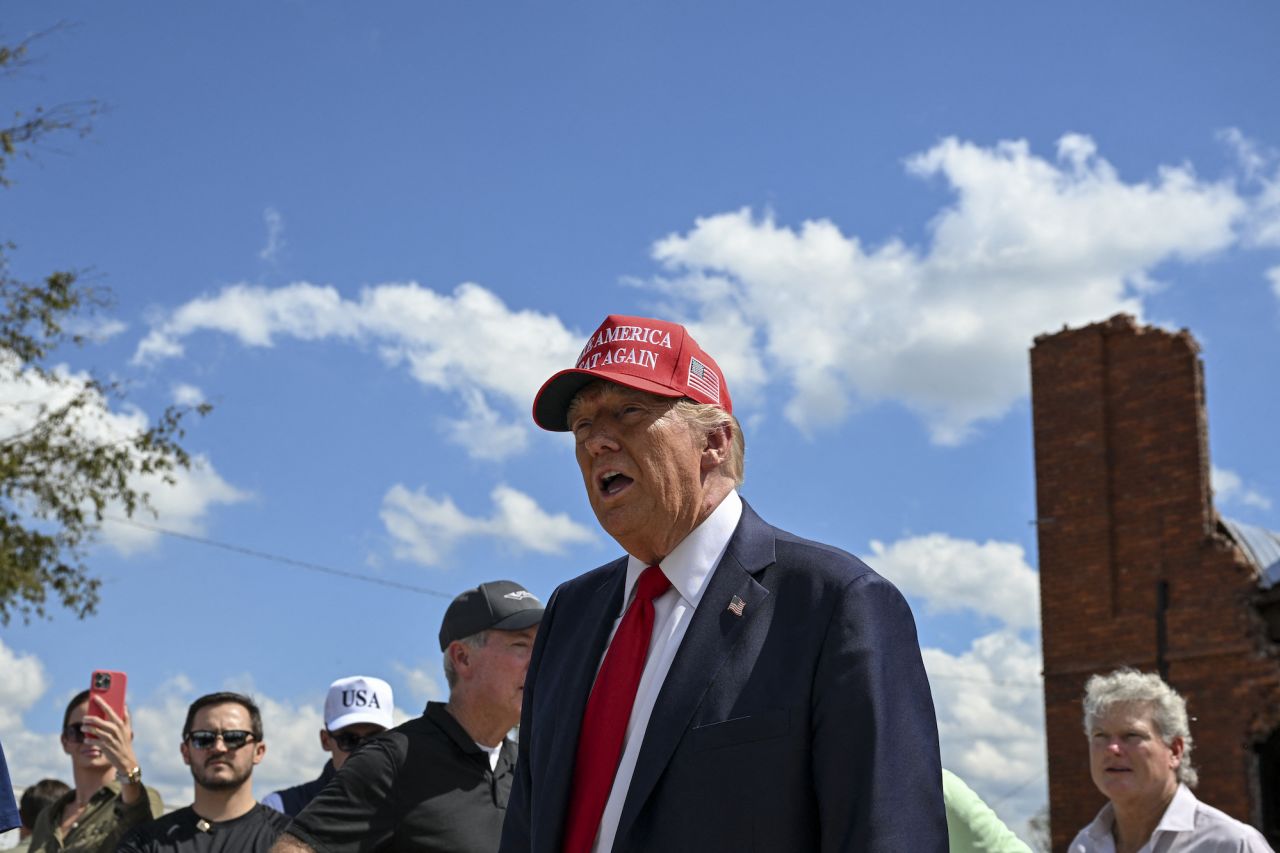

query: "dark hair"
left=20, top=778, right=70, bottom=829
left=62, top=689, right=91, bottom=730
left=183, top=692, right=264, bottom=741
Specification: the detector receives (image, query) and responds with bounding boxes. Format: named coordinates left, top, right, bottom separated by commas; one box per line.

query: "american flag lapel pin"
left=727, top=595, right=746, bottom=617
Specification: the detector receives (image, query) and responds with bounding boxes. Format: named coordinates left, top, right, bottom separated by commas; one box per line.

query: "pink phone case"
left=86, top=669, right=128, bottom=732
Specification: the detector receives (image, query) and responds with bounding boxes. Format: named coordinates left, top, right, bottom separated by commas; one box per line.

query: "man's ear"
left=252, top=741, right=266, bottom=766
left=319, top=728, right=332, bottom=753
left=1169, top=736, right=1185, bottom=767
left=701, top=423, right=732, bottom=471
left=180, top=741, right=192, bottom=768
left=448, top=641, right=471, bottom=679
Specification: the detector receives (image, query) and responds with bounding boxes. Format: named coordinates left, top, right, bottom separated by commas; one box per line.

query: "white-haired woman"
left=1070, top=669, right=1272, bottom=852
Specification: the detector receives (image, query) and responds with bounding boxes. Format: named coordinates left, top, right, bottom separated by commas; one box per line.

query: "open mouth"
left=599, top=471, right=634, bottom=497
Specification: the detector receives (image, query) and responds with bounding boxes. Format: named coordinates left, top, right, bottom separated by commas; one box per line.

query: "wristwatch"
left=118, top=765, right=143, bottom=785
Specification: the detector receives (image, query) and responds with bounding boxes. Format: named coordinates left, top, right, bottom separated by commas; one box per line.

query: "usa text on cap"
left=325, top=675, right=394, bottom=731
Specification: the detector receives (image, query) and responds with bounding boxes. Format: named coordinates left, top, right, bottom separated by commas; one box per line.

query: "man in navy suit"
left=501, top=314, right=947, bottom=853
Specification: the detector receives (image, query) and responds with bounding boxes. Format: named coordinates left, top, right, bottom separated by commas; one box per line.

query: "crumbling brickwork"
left=1030, top=314, right=1280, bottom=851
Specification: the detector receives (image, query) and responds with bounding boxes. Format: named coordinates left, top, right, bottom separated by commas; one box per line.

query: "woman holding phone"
left=26, top=682, right=162, bottom=853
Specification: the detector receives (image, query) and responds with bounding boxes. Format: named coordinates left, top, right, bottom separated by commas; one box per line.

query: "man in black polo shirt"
left=272, top=579, right=544, bottom=853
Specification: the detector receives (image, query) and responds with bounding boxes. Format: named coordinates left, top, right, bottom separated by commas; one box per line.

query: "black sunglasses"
left=328, top=729, right=376, bottom=752
left=63, top=722, right=89, bottom=743
left=186, top=729, right=254, bottom=750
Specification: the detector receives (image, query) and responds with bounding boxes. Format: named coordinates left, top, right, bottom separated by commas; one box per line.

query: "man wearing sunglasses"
left=27, top=689, right=162, bottom=853
left=273, top=580, right=544, bottom=853
left=261, top=675, right=394, bottom=816
left=118, top=692, right=290, bottom=852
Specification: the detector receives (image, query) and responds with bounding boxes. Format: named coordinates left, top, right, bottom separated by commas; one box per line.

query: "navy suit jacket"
left=500, top=500, right=948, bottom=852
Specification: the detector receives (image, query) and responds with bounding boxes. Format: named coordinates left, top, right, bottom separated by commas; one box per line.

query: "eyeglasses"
left=327, top=729, right=376, bottom=752
left=63, top=723, right=88, bottom=743
left=186, top=730, right=255, bottom=750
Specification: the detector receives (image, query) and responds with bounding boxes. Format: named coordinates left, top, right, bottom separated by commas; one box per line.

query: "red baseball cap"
left=532, top=314, right=732, bottom=431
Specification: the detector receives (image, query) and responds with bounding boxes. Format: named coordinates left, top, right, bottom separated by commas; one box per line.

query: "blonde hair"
left=671, top=400, right=745, bottom=486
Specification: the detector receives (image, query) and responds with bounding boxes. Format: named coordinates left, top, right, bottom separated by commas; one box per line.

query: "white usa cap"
left=324, top=675, right=394, bottom=731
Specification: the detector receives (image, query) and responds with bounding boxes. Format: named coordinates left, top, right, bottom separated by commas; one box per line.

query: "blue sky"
left=3, top=1, right=1279, bottom=842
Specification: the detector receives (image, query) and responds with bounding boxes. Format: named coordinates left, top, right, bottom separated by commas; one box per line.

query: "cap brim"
left=532, top=368, right=685, bottom=431
left=326, top=710, right=392, bottom=732
left=489, top=608, right=544, bottom=632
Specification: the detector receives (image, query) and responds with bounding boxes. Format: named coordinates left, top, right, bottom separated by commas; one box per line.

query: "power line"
left=100, top=517, right=1058, bottom=694
left=104, top=516, right=454, bottom=599
left=987, top=767, right=1047, bottom=808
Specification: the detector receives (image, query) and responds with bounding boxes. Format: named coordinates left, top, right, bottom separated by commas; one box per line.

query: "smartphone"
left=86, top=670, right=128, bottom=736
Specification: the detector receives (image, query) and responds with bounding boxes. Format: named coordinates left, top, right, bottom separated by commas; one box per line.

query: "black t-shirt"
left=286, top=701, right=516, bottom=853
left=118, top=803, right=291, bottom=853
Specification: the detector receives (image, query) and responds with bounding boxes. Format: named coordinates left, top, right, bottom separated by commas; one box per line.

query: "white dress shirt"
left=590, top=489, right=743, bottom=853
left=1070, top=784, right=1274, bottom=853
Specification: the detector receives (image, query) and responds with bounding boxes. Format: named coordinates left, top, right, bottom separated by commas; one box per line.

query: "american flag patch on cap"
left=687, top=356, right=720, bottom=404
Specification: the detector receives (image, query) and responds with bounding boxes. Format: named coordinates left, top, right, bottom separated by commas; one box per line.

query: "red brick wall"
left=1030, top=315, right=1279, bottom=851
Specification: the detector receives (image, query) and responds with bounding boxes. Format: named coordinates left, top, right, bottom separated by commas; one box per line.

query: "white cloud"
left=1219, top=128, right=1269, bottom=181
left=0, top=638, right=48, bottom=730
left=442, top=388, right=529, bottom=461
left=380, top=482, right=596, bottom=567
left=64, top=316, right=128, bottom=343
left=99, top=456, right=251, bottom=554
left=868, top=533, right=1040, bottom=630
left=651, top=134, right=1246, bottom=444
left=1211, top=465, right=1273, bottom=511
left=393, top=661, right=446, bottom=706
left=133, top=281, right=582, bottom=453
left=0, top=355, right=247, bottom=556
left=171, top=383, right=205, bottom=406
left=1, top=727, right=65, bottom=809
left=380, top=486, right=483, bottom=566
left=924, top=630, right=1046, bottom=842
left=252, top=694, right=329, bottom=799
left=126, top=674, right=202, bottom=805
left=866, top=530, right=1047, bottom=839
left=1256, top=186, right=1280, bottom=247
left=1220, top=128, right=1280, bottom=248
left=133, top=134, right=1277, bottom=450
left=0, top=641, right=64, bottom=816
left=259, top=206, right=285, bottom=263
left=1268, top=266, right=1280, bottom=301
left=134, top=283, right=359, bottom=360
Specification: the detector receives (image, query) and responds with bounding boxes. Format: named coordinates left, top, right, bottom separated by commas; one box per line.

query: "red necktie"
left=562, top=565, right=672, bottom=853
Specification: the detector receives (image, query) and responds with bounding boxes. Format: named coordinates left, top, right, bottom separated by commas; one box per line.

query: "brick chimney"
left=1030, top=314, right=1280, bottom=850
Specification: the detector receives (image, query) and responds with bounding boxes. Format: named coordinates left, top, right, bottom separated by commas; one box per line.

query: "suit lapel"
left=537, top=560, right=626, bottom=849
left=614, top=501, right=776, bottom=841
